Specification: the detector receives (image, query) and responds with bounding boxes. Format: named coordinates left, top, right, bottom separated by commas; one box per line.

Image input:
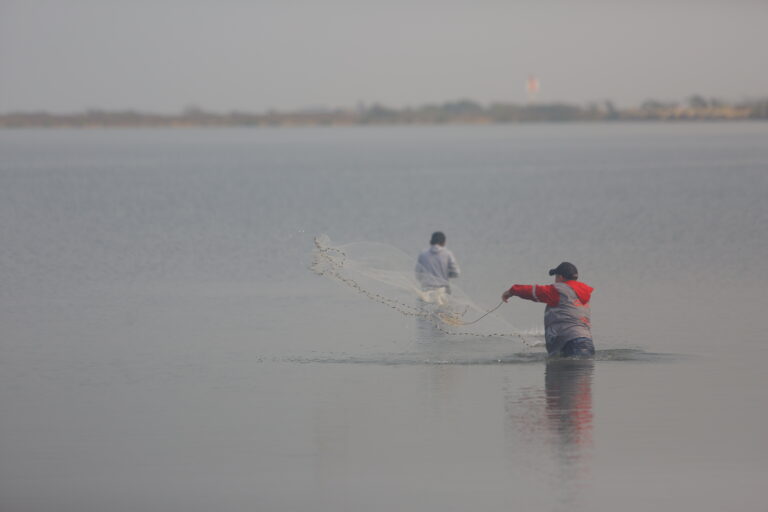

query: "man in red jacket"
left=502, top=262, right=595, bottom=357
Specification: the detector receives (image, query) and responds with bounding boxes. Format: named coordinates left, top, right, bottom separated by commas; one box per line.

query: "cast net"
left=310, top=235, right=536, bottom=347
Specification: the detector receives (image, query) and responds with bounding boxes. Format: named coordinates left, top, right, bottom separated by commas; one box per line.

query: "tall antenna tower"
left=526, top=75, right=540, bottom=103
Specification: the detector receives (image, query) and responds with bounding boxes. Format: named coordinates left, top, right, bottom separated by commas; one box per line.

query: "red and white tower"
left=526, top=75, right=540, bottom=103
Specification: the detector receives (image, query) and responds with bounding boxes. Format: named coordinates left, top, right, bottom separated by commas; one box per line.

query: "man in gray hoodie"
left=415, top=232, right=461, bottom=294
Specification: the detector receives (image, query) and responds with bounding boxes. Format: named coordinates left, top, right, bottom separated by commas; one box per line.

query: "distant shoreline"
left=2, top=119, right=767, bottom=131
left=2, top=98, right=766, bottom=128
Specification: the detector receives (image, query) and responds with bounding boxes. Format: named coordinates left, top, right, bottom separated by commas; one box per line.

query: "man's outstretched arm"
left=502, top=284, right=559, bottom=306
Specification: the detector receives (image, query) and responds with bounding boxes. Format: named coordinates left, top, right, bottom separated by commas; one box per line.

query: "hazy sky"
left=1, top=0, right=766, bottom=113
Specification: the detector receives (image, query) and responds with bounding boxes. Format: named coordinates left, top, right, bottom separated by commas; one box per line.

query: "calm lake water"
left=1, top=123, right=767, bottom=512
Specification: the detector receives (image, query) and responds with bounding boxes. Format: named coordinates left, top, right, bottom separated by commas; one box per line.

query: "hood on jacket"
left=566, top=281, right=593, bottom=304
left=429, top=245, right=444, bottom=253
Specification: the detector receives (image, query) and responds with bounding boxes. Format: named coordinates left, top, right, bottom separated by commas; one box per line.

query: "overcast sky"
left=1, top=0, right=766, bottom=113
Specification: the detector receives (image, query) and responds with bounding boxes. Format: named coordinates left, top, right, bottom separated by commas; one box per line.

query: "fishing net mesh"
left=310, top=235, right=536, bottom=347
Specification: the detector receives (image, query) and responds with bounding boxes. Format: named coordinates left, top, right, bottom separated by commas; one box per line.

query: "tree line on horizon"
left=1, top=96, right=766, bottom=128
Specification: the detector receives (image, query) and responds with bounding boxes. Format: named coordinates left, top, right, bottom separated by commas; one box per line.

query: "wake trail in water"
left=285, top=349, right=684, bottom=366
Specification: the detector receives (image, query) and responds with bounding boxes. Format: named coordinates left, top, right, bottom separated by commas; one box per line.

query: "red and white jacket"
left=507, top=280, right=593, bottom=353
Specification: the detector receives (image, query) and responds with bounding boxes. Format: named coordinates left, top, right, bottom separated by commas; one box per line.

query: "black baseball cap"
left=548, top=262, right=578, bottom=280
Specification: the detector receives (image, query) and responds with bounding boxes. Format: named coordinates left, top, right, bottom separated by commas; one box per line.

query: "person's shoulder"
left=568, top=281, right=594, bottom=294
left=564, top=281, right=594, bottom=302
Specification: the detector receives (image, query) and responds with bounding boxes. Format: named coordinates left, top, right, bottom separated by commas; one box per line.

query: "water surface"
left=1, top=123, right=766, bottom=511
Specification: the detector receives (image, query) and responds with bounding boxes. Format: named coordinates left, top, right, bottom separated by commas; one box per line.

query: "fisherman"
left=415, top=232, right=460, bottom=295
left=502, top=262, right=595, bottom=357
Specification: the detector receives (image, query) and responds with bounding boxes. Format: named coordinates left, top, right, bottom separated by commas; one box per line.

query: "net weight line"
left=311, top=237, right=534, bottom=347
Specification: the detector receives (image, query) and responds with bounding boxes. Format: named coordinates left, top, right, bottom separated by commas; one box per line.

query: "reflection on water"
left=415, top=315, right=445, bottom=343
left=545, top=359, right=595, bottom=509
left=506, top=359, right=595, bottom=510
left=545, top=359, right=594, bottom=454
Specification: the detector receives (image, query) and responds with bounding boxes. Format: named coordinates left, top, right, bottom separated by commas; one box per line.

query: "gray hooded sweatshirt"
left=415, top=245, right=460, bottom=290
